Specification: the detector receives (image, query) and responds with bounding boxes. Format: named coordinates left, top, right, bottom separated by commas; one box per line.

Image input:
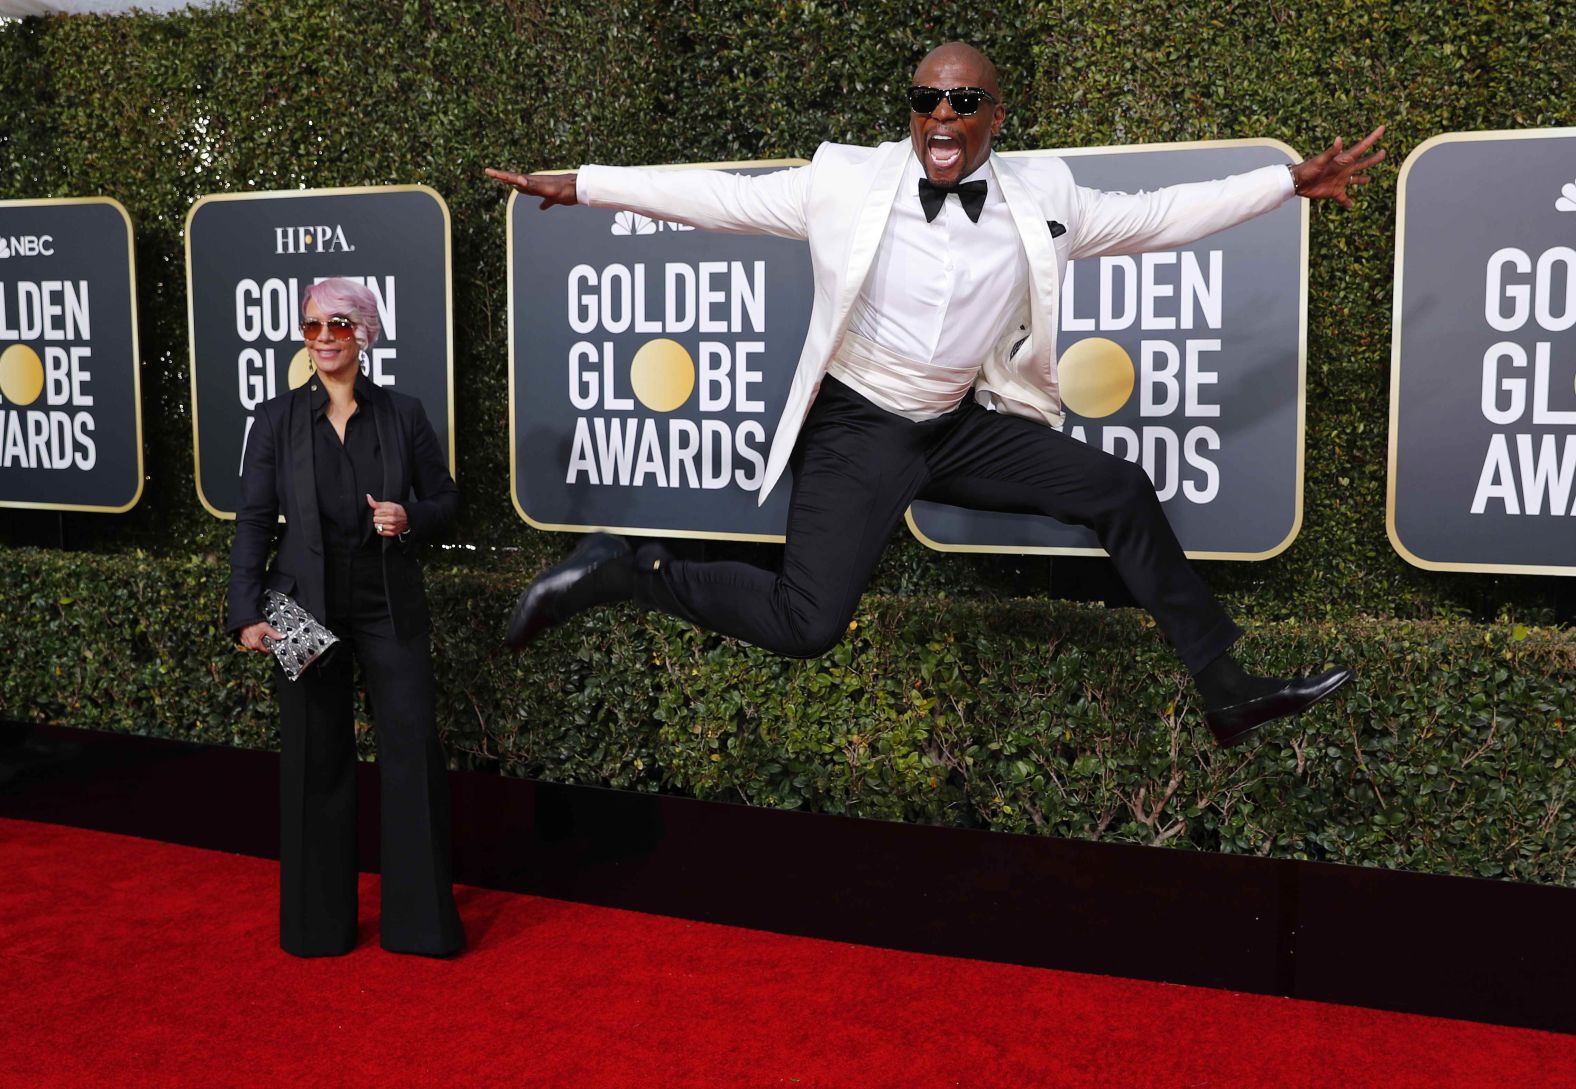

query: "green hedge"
left=3, top=548, right=1572, bottom=885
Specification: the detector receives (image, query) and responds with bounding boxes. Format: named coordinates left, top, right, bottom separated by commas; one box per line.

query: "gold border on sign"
left=507, top=159, right=809, bottom=542
left=905, top=138, right=1309, bottom=562
left=1386, top=126, right=1576, bottom=577
left=184, top=184, right=457, bottom=521
left=0, top=195, right=145, bottom=514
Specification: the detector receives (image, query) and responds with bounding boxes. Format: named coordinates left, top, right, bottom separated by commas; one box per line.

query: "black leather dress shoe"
left=1204, top=666, right=1355, bottom=747
left=505, top=533, right=631, bottom=649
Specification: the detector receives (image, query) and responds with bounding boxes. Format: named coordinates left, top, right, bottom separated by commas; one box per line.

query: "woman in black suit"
left=226, top=276, right=464, bottom=958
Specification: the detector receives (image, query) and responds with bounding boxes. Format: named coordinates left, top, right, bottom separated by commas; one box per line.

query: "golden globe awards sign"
left=0, top=197, right=143, bottom=513
left=1389, top=129, right=1576, bottom=575
left=186, top=186, right=454, bottom=518
left=908, top=141, right=1308, bottom=559
left=509, top=162, right=812, bottom=539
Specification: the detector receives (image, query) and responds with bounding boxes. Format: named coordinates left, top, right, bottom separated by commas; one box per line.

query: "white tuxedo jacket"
left=579, top=140, right=1292, bottom=504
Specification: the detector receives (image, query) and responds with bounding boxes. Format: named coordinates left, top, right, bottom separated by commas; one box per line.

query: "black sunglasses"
left=907, top=85, right=997, bottom=117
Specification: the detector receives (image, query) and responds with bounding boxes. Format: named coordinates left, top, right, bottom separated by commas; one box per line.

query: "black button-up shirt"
left=309, top=376, right=384, bottom=618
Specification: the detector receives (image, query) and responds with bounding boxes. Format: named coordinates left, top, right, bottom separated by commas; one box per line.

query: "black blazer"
left=226, top=377, right=458, bottom=643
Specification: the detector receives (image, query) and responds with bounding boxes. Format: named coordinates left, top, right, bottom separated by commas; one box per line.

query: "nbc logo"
left=1557, top=180, right=1576, bottom=212
left=0, top=235, right=55, bottom=259
left=611, top=211, right=694, bottom=236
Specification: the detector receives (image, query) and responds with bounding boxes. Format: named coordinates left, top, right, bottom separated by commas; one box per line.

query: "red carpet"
left=3, top=817, right=1573, bottom=1088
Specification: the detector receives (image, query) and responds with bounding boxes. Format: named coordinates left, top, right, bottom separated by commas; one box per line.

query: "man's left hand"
left=1291, top=125, right=1386, bottom=209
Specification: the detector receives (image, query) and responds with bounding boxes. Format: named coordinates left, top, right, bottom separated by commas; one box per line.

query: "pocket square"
left=1047, top=220, right=1066, bottom=238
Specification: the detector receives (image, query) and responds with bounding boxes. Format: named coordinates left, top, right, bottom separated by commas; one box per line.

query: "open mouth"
left=926, top=131, right=964, bottom=173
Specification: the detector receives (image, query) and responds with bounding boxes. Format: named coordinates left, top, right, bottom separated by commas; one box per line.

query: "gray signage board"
left=907, top=141, right=1308, bottom=559
left=1388, top=128, right=1576, bottom=575
left=510, top=162, right=812, bottom=540
left=0, top=197, right=143, bottom=513
left=186, top=186, right=454, bottom=519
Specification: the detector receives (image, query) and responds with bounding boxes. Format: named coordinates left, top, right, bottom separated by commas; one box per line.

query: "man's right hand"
left=485, top=168, right=578, bottom=209
left=240, top=621, right=284, bottom=653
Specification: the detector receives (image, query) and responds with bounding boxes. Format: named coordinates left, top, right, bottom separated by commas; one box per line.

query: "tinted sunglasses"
left=300, top=316, right=357, bottom=342
left=907, top=85, right=997, bottom=117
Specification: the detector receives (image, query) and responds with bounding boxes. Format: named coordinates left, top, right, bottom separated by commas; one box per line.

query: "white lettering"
left=1140, top=341, right=1180, bottom=416
left=1141, top=252, right=1176, bottom=330
left=1481, top=342, right=1526, bottom=425
left=1183, top=427, right=1220, bottom=503
left=665, top=264, right=696, bottom=332
left=1516, top=433, right=1576, bottom=515
left=1471, top=433, right=1519, bottom=514
left=568, top=265, right=597, bottom=334
left=1100, top=256, right=1137, bottom=330
left=698, top=261, right=728, bottom=333
left=1485, top=248, right=1531, bottom=332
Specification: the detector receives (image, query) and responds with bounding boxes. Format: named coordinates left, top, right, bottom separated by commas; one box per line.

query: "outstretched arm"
left=485, top=168, right=578, bottom=209
left=486, top=160, right=813, bottom=240
left=1069, top=124, right=1388, bottom=260
left=1288, top=125, right=1386, bottom=208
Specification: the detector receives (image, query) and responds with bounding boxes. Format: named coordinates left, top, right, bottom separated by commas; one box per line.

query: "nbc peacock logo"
left=1557, top=180, right=1576, bottom=213
left=611, top=211, right=656, bottom=236
left=0, top=234, right=55, bottom=259
left=610, top=210, right=694, bottom=236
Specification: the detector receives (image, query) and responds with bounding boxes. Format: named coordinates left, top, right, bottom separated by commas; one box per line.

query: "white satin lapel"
left=758, top=142, right=921, bottom=507
left=991, top=154, right=1060, bottom=383
left=831, top=141, right=911, bottom=330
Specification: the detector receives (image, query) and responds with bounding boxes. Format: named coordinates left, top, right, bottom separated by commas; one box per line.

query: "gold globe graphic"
left=288, top=348, right=315, bottom=390
left=1058, top=337, right=1135, bottom=419
left=0, top=343, right=45, bottom=407
left=630, top=338, right=695, bottom=413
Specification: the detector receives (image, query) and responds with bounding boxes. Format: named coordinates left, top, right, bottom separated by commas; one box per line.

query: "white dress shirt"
left=835, top=154, right=1029, bottom=419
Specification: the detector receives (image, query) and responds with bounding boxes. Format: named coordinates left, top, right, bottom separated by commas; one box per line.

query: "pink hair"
left=302, top=277, right=382, bottom=348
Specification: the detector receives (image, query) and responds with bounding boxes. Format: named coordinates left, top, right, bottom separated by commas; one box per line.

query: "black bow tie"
left=918, top=178, right=987, bottom=223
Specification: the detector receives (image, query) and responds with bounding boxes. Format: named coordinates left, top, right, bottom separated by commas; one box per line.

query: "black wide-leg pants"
left=273, top=557, right=463, bottom=958
left=638, top=376, right=1241, bottom=672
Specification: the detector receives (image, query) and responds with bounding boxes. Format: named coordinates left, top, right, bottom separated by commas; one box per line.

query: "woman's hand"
left=240, top=621, right=283, bottom=652
left=367, top=493, right=409, bottom=538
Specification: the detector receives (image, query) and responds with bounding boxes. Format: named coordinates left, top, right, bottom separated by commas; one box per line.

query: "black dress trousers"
left=273, top=547, right=463, bottom=957
left=638, top=376, right=1241, bottom=673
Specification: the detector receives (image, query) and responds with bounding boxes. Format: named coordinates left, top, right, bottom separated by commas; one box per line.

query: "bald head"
left=909, top=42, right=1006, bottom=184
left=913, top=42, right=1000, bottom=100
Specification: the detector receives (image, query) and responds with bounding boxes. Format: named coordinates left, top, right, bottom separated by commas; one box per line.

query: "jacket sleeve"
left=226, top=405, right=280, bottom=635
left=577, top=159, right=814, bottom=240
left=1067, top=164, right=1294, bottom=261
left=401, top=399, right=459, bottom=544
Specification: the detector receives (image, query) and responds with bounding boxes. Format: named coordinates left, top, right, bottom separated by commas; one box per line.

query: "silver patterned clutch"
left=261, top=590, right=340, bottom=681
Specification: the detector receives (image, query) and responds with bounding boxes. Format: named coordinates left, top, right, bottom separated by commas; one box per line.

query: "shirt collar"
left=958, top=159, right=991, bottom=187
left=308, top=372, right=376, bottom=418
